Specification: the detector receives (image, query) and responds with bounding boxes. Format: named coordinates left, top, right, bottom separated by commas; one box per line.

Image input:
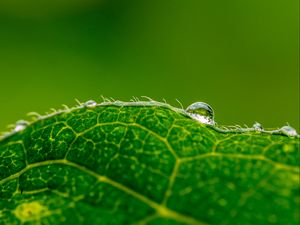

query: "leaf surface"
left=0, top=102, right=299, bottom=225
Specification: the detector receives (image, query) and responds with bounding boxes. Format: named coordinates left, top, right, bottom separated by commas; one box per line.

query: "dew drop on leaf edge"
left=280, top=126, right=299, bottom=137
left=14, top=120, right=29, bottom=132
left=186, top=102, right=215, bottom=125
left=84, top=100, right=97, bottom=108
left=253, top=122, right=264, bottom=131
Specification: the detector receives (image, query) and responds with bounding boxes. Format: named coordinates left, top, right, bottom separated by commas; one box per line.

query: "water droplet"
left=252, top=122, right=263, bottom=131
left=186, top=102, right=215, bottom=125
left=14, top=120, right=29, bottom=132
left=84, top=100, right=97, bottom=108
left=280, top=126, right=299, bottom=137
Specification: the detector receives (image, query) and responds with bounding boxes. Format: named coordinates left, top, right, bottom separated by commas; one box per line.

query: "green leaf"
left=0, top=102, right=299, bottom=225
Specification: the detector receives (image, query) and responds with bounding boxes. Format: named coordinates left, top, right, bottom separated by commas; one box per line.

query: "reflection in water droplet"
left=186, top=102, right=215, bottom=125
left=84, top=100, right=97, bottom=108
left=280, top=126, right=299, bottom=137
left=14, top=120, right=29, bottom=132
left=253, top=122, right=263, bottom=131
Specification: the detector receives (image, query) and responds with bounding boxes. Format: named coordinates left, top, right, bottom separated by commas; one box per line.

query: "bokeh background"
left=0, top=0, right=299, bottom=131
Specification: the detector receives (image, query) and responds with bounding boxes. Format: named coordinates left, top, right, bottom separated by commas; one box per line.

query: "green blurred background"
left=0, top=0, right=299, bottom=131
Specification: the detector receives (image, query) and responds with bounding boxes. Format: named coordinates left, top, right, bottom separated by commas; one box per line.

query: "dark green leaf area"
left=0, top=105, right=299, bottom=225
left=0, top=142, right=26, bottom=180
left=169, top=157, right=299, bottom=225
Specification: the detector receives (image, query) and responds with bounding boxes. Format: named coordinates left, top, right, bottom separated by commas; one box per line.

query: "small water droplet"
left=252, top=122, right=263, bottom=131
left=84, top=100, right=97, bottom=108
left=14, top=120, right=29, bottom=132
left=186, top=102, right=215, bottom=125
left=280, top=126, right=299, bottom=137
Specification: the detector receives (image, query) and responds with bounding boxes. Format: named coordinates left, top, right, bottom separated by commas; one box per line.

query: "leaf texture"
left=0, top=103, right=299, bottom=225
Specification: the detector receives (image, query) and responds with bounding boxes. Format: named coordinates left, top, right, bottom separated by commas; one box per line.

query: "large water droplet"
left=84, top=100, right=97, bottom=108
left=280, top=126, right=299, bottom=137
left=14, top=120, right=29, bottom=132
left=186, top=102, right=215, bottom=125
left=252, top=122, right=263, bottom=131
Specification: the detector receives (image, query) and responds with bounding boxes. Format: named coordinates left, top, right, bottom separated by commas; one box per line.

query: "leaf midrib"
left=0, top=159, right=207, bottom=225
